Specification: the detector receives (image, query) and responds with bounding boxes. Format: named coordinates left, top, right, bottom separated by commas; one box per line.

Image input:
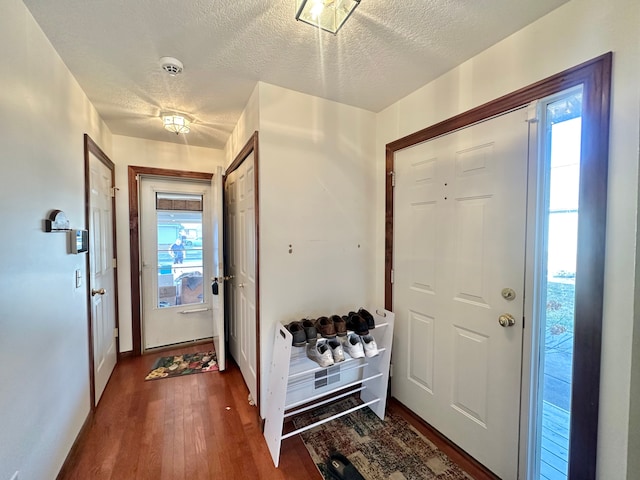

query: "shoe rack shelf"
left=263, top=308, right=394, bottom=467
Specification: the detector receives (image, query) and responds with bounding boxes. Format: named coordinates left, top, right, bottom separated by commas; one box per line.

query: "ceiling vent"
left=160, top=57, right=183, bottom=76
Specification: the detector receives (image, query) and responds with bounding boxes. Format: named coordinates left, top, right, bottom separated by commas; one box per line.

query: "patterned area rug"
left=294, top=397, right=473, bottom=480
left=144, top=351, right=218, bottom=380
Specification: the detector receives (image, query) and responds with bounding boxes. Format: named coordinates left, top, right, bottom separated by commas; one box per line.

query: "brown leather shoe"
left=331, top=314, right=347, bottom=337
left=315, top=316, right=337, bottom=338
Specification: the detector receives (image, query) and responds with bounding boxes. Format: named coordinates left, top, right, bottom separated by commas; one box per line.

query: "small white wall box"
left=70, top=229, right=89, bottom=254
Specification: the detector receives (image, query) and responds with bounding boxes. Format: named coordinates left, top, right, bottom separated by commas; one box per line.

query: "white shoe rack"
left=263, top=308, right=394, bottom=467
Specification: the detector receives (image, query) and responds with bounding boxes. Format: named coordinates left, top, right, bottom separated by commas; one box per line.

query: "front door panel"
left=392, top=108, right=529, bottom=479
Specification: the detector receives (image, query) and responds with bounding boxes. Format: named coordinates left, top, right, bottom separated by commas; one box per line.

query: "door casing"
left=84, top=134, right=119, bottom=410
left=128, top=166, right=213, bottom=356
left=224, top=131, right=261, bottom=413
left=385, top=54, right=611, bottom=479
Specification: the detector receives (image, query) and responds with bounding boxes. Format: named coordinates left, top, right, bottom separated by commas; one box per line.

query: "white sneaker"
left=328, top=338, right=345, bottom=363
left=361, top=334, right=379, bottom=358
left=343, top=333, right=365, bottom=359
left=307, top=339, right=334, bottom=367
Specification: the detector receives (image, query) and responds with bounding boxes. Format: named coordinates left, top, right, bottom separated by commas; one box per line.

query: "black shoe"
left=326, top=453, right=365, bottom=480
left=346, top=312, right=369, bottom=336
left=302, top=318, right=318, bottom=343
left=286, top=321, right=306, bottom=347
left=358, top=308, right=375, bottom=329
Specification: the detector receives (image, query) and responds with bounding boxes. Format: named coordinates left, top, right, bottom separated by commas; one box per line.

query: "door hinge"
left=113, top=327, right=119, bottom=338
left=390, top=269, right=394, bottom=284
left=389, top=171, right=396, bottom=187
left=389, top=363, right=393, bottom=377
left=526, top=101, right=539, bottom=123
left=112, top=258, right=117, bottom=268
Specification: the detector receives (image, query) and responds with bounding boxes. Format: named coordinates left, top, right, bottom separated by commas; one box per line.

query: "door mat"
left=294, top=397, right=473, bottom=480
left=144, top=351, right=218, bottom=381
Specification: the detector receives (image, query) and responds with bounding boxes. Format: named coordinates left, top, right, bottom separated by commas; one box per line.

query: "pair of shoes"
left=346, top=312, right=369, bottom=336
left=357, top=308, right=376, bottom=330
left=343, top=333, right=378, bottom=358
left=307, top=339, right=344, bottom=367
left=302, top=318, right=318, bottom=343
left=326, top=452, right=365, bottom=480
left=285, top=321, right=306, bottom=347
left=316, top=316, right=336, bottom=338
left=330, top=314, right=347, bottom=337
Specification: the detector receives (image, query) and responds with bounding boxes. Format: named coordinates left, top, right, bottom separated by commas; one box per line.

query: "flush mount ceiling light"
left=295, top=0, right=360, bottom=34
left=161, top=113, right=191, bottom=134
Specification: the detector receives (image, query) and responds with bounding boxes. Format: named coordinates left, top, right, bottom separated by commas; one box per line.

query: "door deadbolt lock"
left=498, top=313, right=516, bottom=327
left=501, top=288, right=516, bottom=301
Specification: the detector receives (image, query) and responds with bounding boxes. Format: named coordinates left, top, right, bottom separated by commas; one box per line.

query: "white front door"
left=211, top=167, right=226, bottom=371
left=226, top=153, right=258, bottom=404
left=392, top=108, right=529, bottom=479
left=89, top=153, right=117, bottom=405
left=140, top=177, right=214, bottom=350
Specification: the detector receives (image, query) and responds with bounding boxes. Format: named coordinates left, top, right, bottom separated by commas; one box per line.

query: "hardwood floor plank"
left=58, top=344, right=483, bottom=480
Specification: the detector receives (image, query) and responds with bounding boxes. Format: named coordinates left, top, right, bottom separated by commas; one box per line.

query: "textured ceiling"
left=23, top=0, right=568, bottom=149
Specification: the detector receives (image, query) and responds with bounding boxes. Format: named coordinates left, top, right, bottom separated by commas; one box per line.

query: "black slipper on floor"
left=326, top=453, right=365, bottom=480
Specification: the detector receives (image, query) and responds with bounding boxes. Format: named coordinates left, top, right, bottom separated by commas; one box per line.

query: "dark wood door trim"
left=84, top=134, right=119, bottom=411
left=128, top=166, right=213, bottom=356
left=224, top=131, right=261, bottom=412
left=385, top=53, right=611, bottom=480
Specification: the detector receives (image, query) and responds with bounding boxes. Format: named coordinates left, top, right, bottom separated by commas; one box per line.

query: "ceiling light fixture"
left=161, top=113, right=191, bottom=134
left=295, top=0, right=360, bottom=34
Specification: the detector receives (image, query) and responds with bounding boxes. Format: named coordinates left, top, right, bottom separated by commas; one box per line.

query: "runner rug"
left=144, top=350, right=218, bottom=381
left=294, top=397, right=473, bottom=480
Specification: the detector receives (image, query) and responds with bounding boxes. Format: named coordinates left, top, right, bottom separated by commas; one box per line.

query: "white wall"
left=0, top=1, right=113, bottom=478
left=111, top=135, right=225, bottom=352
left=375, top=0, right=640, bottom=477
left=224, top=84, right=260, bottom=167
left=226, top=82, right=377, bottom=418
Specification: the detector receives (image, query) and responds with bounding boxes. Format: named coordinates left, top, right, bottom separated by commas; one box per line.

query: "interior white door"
left=140, top=177, right=213, bottom=350
left=226, top=153, right=258, bottom=404
left=211, top=167, right=226, bottom=371
left=89, top=153, right=117, bottom=405
left=392, top=108, right=529, bottom=479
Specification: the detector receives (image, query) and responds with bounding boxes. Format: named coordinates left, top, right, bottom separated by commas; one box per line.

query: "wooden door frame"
left=84, top=134, right=120, bottom=410
left=385, top=54, right=611, bottom=479
left=128, top=166, right=213, bottom=356
left=224, top=131, right=261, bottom=411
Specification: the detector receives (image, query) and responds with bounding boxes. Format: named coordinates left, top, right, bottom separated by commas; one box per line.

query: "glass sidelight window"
left=155, top=193, right=204, bottom=308
left=536, top=86, right=583, bottom=480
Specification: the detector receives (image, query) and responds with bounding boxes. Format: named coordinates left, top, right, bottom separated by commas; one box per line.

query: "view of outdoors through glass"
left=539, top=88, right=582, bottom=480
left=155, top=193, right=204, bottom=308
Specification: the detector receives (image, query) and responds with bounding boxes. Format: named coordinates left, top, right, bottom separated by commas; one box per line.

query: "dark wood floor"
left=58, top=343, right=496, bottom=480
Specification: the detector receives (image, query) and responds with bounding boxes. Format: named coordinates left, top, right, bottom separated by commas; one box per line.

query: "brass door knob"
left=498, top=313, right=515, bottom=327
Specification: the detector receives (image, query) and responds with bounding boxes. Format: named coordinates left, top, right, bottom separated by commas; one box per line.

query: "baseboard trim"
left=143, top=338, right=214, bottom=356
left=118, top=350, right=134, bottom=360
left=388, top=397, right=500, bottom=480
left=56, top=410, right=94, bottom=480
